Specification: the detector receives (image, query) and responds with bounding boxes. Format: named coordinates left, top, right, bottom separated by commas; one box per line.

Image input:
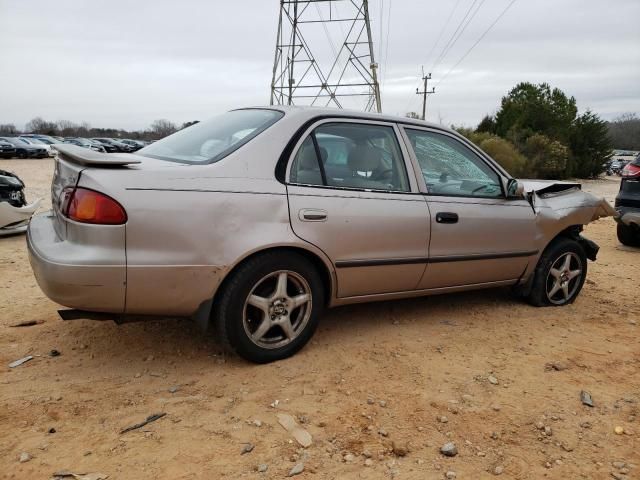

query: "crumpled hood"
left=519, top=178, right=617, bottom=224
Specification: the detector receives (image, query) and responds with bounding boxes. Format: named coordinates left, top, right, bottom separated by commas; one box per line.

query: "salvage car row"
left=0, top=135, right=150, bottom=158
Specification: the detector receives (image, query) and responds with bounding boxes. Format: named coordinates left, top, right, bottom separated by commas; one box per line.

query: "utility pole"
left=270, top=0, right=382, bottom=113
left=415, top=67, right=435, bottom=120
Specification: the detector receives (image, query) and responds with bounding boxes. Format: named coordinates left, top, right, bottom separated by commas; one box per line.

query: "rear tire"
left=213, top=251, right=324, bottom=363
left=527, top=237, right=587, bottom=307
left=617, top=223, right=640, bottom=247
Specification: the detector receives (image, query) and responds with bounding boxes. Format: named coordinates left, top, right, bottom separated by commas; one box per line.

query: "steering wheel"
left=471, top=184, right=489, bottom=195
left=371, top=168, right=394, bottom=181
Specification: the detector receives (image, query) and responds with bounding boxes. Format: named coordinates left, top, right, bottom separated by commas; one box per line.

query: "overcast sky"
left=1, top=0, right=638, bottom=131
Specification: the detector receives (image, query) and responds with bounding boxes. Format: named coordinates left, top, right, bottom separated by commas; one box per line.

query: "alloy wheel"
left=242, top=270, right=312, bottom=349
left=545, top=252, right=583, bottom=305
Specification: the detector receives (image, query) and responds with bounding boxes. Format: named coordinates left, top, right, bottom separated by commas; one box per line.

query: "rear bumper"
left=27, top=211, right=126, bottom=313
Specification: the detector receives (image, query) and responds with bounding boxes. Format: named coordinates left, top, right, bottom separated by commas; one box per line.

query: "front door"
left=401, top=127, right=537, bottom=289
left=287, top=120, right=430, bottom=298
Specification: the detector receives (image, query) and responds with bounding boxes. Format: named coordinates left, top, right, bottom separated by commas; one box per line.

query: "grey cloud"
left=0, top=0, right=638, bottom=130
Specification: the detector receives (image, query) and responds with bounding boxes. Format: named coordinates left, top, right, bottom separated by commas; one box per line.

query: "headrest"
left=298, top=145, right=319, bottom=170
left=348, top=145, right=382, bottom=172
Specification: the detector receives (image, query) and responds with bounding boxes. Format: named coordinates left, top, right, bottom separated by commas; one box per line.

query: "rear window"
left=138, top=109, right=284, bottom=164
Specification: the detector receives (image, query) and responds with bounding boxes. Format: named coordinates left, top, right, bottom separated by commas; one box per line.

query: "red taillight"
left=63, top=187, right=127, bottom=224
left=621, top=163, right=640, bottom=178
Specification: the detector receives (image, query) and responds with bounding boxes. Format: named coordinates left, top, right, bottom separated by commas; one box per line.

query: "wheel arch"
left=516, top=224, right=593, bottom=298
left=192, top=245, right=335, bottom=331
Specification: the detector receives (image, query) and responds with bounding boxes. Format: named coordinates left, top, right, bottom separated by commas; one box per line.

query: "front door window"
left=405, top=129, right=503, bottom=198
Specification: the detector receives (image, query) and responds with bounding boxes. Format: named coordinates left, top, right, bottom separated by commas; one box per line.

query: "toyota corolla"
left=28, top=107, right=615, bottom=362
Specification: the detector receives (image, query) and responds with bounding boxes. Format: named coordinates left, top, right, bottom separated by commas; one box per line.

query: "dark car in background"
left=0, top=139, right=16, bottom=159
left=64, top=137, right=107, bottom=153
left=615, top=154, right=640, bottom=246
left=0, top=137, right=47, bottom=158
left=92, top=138, right=133, bottom=153
left=119, top=139, right=146, bottom=151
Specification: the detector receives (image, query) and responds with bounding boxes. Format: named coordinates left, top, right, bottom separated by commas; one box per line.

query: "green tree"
left=476, top=115, right=496, bottom=134
left=494, top=82, right=577, bottom=144
left=569, top=110, right=612, bottom=178
left=523, top=134, right=569, bottom=179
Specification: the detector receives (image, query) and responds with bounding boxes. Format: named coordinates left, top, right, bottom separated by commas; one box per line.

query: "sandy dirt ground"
left=0, top=158, right=638, bottom=480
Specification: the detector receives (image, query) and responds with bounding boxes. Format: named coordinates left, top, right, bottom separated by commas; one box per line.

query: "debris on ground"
left=9, top=355, right=33, bottom=368
left=488, top=375, right=499, bottom=385
left=392, top=440, right=409, bottom=457
left=9, top=319, right=44, bottom=327
left=240, top=443, right=254, bottom=455
left=277, top=413, right=312, bottom=448
left=51, top=471, right=109, bottom=480
left=257, top=464, right=268, bottom=473
left=49, top=349, right=61, bottom=357
left=440, top=442, right=458, bottom=457
left=120, top=413, right=167, bottom=434
left=614, top=426, right=624, bottom=435
left=544, top=361, right=569, bottom=371
left=580, top=390, right=594, bottom=407
left=19, top=452, right=32, bottom=463
left=288, top=463, right=304, bottom=477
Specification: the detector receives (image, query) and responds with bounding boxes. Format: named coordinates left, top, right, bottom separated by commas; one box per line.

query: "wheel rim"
left=545, top=252, right=583, bottom=305
left=242, top=270, right=312, bottom=349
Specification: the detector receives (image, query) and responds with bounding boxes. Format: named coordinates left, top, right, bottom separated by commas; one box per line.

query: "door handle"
left=436, top=212, right=459, bottom=224
left=299, top=209, right=328, bottom=222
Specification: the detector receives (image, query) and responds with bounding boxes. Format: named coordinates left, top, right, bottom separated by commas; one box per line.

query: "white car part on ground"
left=0, top=199, right=41, bottom=236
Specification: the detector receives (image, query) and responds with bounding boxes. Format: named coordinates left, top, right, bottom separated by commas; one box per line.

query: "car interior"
left=291, top=123, right=410, bottom=192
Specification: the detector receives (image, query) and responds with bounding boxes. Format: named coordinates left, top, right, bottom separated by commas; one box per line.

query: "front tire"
left=213, top=251, right=324, bottom=363
left=527, top=237, right=587, bottom=307
left=617, top=223, right=640, bottom=247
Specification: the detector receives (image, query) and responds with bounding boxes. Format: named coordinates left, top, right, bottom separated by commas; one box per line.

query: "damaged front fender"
left=519, top=180, right=616, bottom=257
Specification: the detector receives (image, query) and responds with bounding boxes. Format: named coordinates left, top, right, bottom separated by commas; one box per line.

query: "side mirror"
left=506, top=178, right=525, bottom=199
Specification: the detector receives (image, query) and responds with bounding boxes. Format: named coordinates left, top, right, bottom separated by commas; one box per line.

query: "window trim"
left=285, top=118, right=420, bottom=195
left=399, top=125, right=508, bottom=199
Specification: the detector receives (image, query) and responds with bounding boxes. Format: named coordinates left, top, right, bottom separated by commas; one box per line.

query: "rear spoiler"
left=53, top=144, right=141, bottom=166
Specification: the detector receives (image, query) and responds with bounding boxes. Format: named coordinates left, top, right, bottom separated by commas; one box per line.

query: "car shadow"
left=53, top=286, right=521, bottom=368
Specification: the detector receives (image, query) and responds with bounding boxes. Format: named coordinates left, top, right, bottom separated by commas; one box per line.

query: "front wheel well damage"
left=513, top=224, right=598, bottom=298
left=193, top=246, right=333, bottom=332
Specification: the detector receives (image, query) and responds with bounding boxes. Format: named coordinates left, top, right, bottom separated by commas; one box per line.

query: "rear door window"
left=289, top=122, right=410, bottom=192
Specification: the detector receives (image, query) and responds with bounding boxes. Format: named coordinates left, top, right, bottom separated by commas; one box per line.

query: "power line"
left=434, top=0, right=518, bottom=88
left=431, top=0, right=487, bottom=74
left=422, top=0, right=463, bottom=68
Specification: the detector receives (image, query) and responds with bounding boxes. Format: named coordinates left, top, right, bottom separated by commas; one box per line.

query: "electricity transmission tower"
left=270, top=0, right=382, bottom=113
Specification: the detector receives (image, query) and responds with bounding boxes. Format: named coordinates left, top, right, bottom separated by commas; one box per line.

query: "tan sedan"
left=28, top=107, right=614, bottom=362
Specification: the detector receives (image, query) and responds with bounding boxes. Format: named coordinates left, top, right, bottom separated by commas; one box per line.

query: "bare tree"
left=0, top=123, right=17, bottom=135
left=149, top=119, right=177, bottom=139
left=57, top=120, right=79, bottom=137
left=25, top=117, right=58, bottom=135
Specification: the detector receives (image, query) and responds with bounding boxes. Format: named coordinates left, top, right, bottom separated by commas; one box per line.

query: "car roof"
left=242, top=105, right=452, bottom=133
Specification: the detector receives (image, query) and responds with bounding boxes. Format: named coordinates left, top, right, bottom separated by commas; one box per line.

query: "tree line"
left=410, top=82, right=638, bottom=179
left=0, top=118, right=200, bottom=141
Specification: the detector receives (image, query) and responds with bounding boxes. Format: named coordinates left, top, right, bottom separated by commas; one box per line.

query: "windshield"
left=138, top=109, right=284, bottom=164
